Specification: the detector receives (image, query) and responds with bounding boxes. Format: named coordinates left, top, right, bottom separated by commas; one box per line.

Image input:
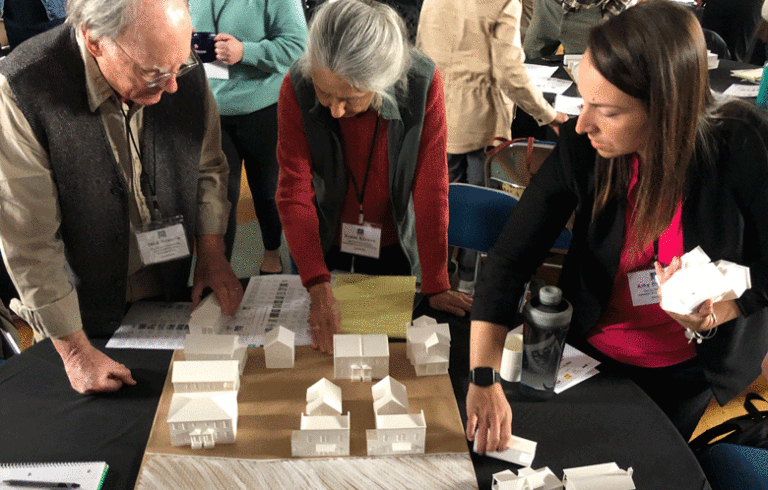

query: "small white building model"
left=562, top=463, right=635, bottom=490
left=493, top=467, right=563, bottom=490
left=264, top=325, right=295, bottom=369
left=188, top=294, right=225, bottom=335
left=333, top=334, right=389, bottom=381
left=366, top=376, right=425, bottom=456
left=306, top=378, right=342, bottom=416
left=184, top=333, right=247, bottom=374
left=372, top=376, right=408, bottom=415
left=406, top=320, right=451, bottom=376
left=292, top=378, right=350, bottom=457
left=366, top=411, right=427, bottom=456
left=167, top=391, right=238, bottom=449
left=475, top=433, right=537, bottom=467
left=291, top=413, right=351, bottom=457
left=171, top=360, right=241, bottom=393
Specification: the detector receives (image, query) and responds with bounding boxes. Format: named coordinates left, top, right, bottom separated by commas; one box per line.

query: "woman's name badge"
left=627, top=269, right=661, bottom=306
left=340, top=222, right=381, bottom=259
left=135, top=216, right=190, bottom=266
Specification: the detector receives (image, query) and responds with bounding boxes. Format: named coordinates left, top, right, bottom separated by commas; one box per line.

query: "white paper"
left=532, top=77, right=573, bottom=94
left=731, top=68, right=763, bottom=83
left=203, top=61, right=230, bottom=79
left=555, top=344, right=600, bottom=394
left=554, top=95, right=583, bottom=116
left=106, top=275, right=311, bottom=349
left=723, top=84, right=760, bottom=98
left=524, top=63, right=559, bottom=79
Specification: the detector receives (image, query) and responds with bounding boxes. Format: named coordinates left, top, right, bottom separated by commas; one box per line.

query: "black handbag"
left=689, top=393, right=768, bottom=455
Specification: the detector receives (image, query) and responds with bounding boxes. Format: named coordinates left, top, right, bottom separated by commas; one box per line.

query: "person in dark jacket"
left=468, top=0, right=768, bottom=453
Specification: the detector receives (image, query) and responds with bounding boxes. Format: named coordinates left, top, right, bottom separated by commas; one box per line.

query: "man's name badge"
left=627, top=268, right=661, bottom=306
left=136, top=216, right=190, bottom=266
left=340, top=222, right=381, bottom=259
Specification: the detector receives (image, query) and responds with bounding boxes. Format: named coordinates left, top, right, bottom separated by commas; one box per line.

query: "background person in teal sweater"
left=190, top=0, right=307, bottom=272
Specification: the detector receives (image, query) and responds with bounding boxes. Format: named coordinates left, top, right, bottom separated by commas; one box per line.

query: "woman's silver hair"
left=66, top=0, right=136, bottom=40
left=298, top=0, right=414, bottom=108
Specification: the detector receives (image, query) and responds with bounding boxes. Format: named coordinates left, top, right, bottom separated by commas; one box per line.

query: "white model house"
left=171, top=360, right=241, bottom=393
left=366, top=376, right=426, bottom=456
left=291, top=378, right=350, bottom=457
left=492, top=467, right=563, bottom=490
left=188, top=294, right=225, bottom=335
left=562, top=463, right=635, bottom=490
left=306, top=378, right=342, bottom=416
left=333, top=334, right=389, bottom=381
left=264, top=325, right=295, bottom=369
left=406, top=319, right=451, bottom=376
left=184, top=333, right=247, bottom=374
left=167, top=391, right=238, bottom=449
left=291, top=413, right=351, bottom=457
left=371, top=376, right=408, bottom=415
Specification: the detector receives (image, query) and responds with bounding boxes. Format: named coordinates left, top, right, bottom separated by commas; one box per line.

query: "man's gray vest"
left=288, top=53, right=436, bottom=279
left=0, top=25, right=206, bottom=336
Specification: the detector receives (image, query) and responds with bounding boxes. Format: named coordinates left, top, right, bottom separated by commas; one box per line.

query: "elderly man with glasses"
left=0, top=0, right=242, bottom=394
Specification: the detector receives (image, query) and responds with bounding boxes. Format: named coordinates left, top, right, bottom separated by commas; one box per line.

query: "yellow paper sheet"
left=333, top=274, right=416, bottom=338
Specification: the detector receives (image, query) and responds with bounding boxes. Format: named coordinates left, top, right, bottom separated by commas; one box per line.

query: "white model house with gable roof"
left=406, top=317, right=451, bottom=376
left=264, top=325, right=295, bottom=369
left=371, top=376, right=408, bottom=415
left=306, top=378, right=342, bottom=416
left=187, top=294, right=225, bottom=335
left=333, top=334, right=389, bottom=381
left=291, top=378, right=350, bottom=457
left=184, top=333, right=247, bottom=374
left=562, top=463, right=635, bottom=490
left=167, top=391, right=238, bottom=449
left=492, top=467, right=563, bottom=490
left=366, top=376, right=426, bottom=456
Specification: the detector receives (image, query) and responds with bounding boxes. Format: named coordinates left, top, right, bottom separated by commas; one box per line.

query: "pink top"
left=588, top=156, right=696, bottom=367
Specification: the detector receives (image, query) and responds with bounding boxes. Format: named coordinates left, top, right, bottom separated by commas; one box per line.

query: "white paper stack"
left=660, top=246, right=751, bottom=315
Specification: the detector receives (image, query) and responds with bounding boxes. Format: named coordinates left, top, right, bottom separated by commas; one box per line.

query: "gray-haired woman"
left=276, top=0, right=472, bottom=354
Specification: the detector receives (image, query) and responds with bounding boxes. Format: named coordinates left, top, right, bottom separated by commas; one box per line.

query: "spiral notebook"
left=0, top=462, right=108, bottom=490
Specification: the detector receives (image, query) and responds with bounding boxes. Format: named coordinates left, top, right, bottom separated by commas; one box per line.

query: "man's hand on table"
left=192, top=234, right=243, bottom=316
left=308, top=282, right=341, bottom=355
left=429, top=290, right=472, bottom=317
left=465, top=382, right=512, bottom=454
left=52, top=330, right=136, bottom=394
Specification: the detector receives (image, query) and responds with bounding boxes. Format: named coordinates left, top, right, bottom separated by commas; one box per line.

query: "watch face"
left=471, top=367, right=498, bottom=387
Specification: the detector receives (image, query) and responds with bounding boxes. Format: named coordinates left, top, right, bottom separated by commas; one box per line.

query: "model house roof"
left=372, top=376, right=408, bottom=415
left=172, top=360, right=240, bottom=384
left=306, top=378, right=342, bottom=416
left=265, top=325, right=295, bottom=349
left=334, top=334, right=389, bottom=358
left=167, top=391, right=238, bottom=423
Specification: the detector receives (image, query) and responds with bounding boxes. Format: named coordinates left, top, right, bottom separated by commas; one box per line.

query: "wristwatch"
left=469, top=367, right=501, bottom=387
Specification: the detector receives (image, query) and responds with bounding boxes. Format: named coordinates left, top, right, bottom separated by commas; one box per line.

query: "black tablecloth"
left=0, top=304, right=710, bottom=490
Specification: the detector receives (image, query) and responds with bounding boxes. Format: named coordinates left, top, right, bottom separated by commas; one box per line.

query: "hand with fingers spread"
left=192, top=235, right=243, bottom=316
left=307, top=282, right=341, bottom=354
left=214, top=33, right=244, bottom=65
left=429, top=289, right=472, bottom=317
left=465, top=383, right=513, bottom=454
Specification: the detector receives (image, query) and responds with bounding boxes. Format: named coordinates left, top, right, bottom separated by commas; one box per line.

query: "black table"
left=0, top=305, right=710, bottom=490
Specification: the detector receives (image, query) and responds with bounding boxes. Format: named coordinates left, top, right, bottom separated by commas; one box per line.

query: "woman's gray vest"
left=288, top=53, right=436, bottom=279
left=0, top=25, right=206, bottom=336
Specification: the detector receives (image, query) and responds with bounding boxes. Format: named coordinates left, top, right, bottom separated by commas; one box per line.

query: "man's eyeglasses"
left=111, top=39, right=199, bottom=88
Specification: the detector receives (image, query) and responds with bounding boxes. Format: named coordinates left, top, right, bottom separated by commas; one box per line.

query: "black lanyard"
left=121, top=104, right=161, bottom=222
left=346, top=115, right=380, bottom=225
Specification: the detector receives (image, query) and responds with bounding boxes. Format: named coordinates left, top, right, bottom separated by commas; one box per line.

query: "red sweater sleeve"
left=412, top=69, right=451, bottom=295
left=276, top=74, right=332, bottom=288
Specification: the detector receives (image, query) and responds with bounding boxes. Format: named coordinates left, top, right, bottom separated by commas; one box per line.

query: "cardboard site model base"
left=134, top=343, right=478, bottom=490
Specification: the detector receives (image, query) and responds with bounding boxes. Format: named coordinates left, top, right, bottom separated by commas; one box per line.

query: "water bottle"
left=756, top=62, right=768, bottom=110
left=519, top=286, right=573, bottom=400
